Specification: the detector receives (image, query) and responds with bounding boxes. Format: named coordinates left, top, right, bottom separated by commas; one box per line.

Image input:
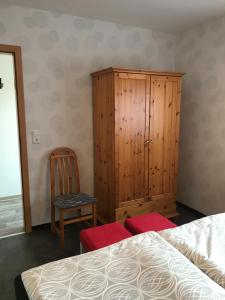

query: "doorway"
left=0, top=45, right=31, bottom=237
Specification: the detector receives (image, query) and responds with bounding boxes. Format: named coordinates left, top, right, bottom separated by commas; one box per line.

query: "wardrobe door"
left=150, top=76, right=181, bottom=199
left=115, top=73, right=150, bottom=207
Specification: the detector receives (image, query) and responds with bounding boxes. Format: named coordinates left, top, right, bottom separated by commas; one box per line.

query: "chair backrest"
left=50, top=147, right=80, bottom=199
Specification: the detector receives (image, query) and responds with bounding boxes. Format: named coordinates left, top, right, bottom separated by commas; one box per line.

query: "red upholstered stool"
left=125, top=213, right=177, bottom=235
left=80, top=222, right=132, bottom=252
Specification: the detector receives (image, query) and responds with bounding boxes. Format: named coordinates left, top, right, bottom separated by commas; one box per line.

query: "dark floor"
left=0, top=202, right=205, bottom=300
left=171, top=202, right=205, bottom=226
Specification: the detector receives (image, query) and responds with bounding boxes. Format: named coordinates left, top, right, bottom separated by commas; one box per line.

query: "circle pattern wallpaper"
left=0, top=4, right=176, bottom=225
left=176, top=15, right=225, bottom=215
left=1, top=4, right=225, bottom=223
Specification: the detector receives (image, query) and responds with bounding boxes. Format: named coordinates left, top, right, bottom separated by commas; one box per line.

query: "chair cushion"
left=80, top=222, right=132, bottom=251
left=125, top=213, right=177, bottom=235
left=54, top=193, right=96, bottom=209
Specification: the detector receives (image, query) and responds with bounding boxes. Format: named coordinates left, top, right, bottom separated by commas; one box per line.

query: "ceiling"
left=2, top=0, right=225, bottom=33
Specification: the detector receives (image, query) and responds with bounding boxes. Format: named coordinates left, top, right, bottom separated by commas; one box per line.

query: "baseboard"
left=30, top=202, right=206, bottom=230
left=31, top=219, right=96, bottom=231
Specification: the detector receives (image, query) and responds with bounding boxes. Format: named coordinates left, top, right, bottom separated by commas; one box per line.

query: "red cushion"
left=80, top=222, right=132, bottom=251
left=125, top=213, right=177, bottom=234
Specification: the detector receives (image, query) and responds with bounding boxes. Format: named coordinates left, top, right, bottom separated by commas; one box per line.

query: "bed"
left=21, top=230, right=225, bottom=300
left=159, top=213, right=225, bottom=289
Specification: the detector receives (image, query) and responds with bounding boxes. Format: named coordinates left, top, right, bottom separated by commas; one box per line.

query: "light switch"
left=32, top=130, right=41, bottom=144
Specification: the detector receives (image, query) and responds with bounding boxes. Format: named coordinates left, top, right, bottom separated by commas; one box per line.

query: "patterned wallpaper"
left=0, top=4, right=176, bottom=225
left=176, top=15, right=225, bottom=215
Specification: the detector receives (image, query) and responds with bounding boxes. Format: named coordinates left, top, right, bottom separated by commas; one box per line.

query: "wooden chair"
left=50, top=147, right=97, bottom=248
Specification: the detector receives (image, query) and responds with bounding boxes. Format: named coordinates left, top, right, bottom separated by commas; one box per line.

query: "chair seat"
left=54, top=193, right=96, bottom=209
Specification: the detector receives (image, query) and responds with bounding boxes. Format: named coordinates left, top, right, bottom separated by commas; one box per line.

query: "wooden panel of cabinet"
left=115, top=73, right=150, bottom=206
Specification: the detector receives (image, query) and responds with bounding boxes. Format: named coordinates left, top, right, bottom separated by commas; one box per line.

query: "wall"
left=176, top=15, right=225, bottom=215
left=0, top=4, right=176, bottom=225
left=0, top=53, right=22, bottom=197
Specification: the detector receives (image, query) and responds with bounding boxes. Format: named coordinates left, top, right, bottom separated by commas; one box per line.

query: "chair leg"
left=93, top=203, right=97, bottom=226
left=80, top=242, right=85, bottom=254
left=60, top=210, right=65, bottom=248
left=51, top=202, right=56, bottom=234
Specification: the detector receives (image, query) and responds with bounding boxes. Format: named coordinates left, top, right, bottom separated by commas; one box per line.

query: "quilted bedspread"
left=22, top=231, right=225, bottom=300
left=160, top=213, right=225, bottom=289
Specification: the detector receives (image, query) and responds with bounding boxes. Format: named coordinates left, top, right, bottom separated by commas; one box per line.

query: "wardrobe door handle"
left=144, top=140, right=152, bottom=145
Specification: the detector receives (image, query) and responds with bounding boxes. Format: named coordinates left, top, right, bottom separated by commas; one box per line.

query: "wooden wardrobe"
left=91, top=68, right=183, bottom=224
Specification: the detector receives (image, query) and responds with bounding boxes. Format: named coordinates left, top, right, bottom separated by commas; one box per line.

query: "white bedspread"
left=22, top=231, right=225, bottom=300
left=160, top=213, right=225, bottom=289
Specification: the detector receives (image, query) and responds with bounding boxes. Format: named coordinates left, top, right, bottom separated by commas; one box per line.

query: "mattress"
left=22, top=231, right=225, bottom=300
left=159, top=213, right=225, bottom=289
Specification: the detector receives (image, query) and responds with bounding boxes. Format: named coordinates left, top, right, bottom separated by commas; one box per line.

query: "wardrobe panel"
left=116, top=74, right=149, bottom=205
left=150, top=76, right=179, bottom=197
left=93, top=73, right=115, bottom=223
